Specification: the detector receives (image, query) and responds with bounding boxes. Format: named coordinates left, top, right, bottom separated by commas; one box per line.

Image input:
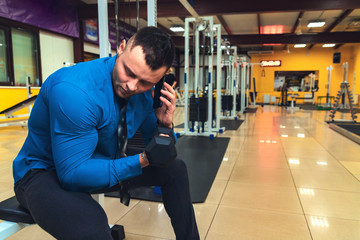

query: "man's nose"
left=127, top=79, right=138, bottom=92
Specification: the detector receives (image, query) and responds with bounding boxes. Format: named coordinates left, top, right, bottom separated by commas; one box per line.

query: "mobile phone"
left=153, top=78, right=164, bottom=109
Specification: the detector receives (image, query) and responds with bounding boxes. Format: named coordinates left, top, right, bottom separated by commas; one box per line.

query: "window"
left=0, top=26, right=11, bottom=85
left=12, top=28, right=40, bottom=86
left=0, top=25, right=41, bottom=87
left=0, top=29, right=8, bottom=82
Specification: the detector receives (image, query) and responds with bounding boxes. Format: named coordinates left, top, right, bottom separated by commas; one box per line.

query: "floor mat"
left=220, top=119, right=244, bottom=130
left=328, top=122, right=360, bottom=145
left=245, top=107, right=258, bottom=113
left=299, top=104, right=360, bottom=113
left=175, top=120, right=244, bottom=131
left=331, top=122, right=360, bottom=136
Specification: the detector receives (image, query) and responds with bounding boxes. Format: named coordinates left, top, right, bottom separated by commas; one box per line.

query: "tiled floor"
left=1, top=105, right=360, bottom=239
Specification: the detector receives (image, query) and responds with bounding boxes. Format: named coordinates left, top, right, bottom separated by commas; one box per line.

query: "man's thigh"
left=125, top=158, right=189, bottom=189
left=15, top=169, right=112, bottom=240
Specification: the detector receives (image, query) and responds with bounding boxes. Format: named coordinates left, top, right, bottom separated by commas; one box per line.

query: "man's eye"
left=140, top=80, right=151, bottom=86
left=124, top=67, right=136, bottom=78
left=126, top=71, right=136, bottom=78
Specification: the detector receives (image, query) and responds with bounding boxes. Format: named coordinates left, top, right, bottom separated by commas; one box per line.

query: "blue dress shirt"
left=13, top=56, right=160, bottom=192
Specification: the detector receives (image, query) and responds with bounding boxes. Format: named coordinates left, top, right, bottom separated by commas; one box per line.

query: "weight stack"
left=126, top=130, right=146, bottom=155
left=236, top=95, right=240, bottom=111
left=212, top=97, right=216, bottom=119
left=189, top=97, right=208, bottom=122
left=221, top=95, right=226, bottom=111
left=198, top=97, right=208, bottom=122
left=189, top=97, right=198, bottom=122
left=222, top=95, right=233, bottom=111
left=127, top=130, right=146, bottom=149
left=228, top=96, right=233, bottom=110
left=222, top=95, right=232, bottom=111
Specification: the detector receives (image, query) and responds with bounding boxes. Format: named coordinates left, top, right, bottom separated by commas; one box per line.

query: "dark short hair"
left=129, top=27, right=175, bottom=71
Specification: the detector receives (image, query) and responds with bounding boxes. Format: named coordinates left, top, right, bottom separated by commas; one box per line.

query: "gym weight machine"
left=329, top=62, right=358, bottom=122
left=179, top=16, right=217, bottom=138
left=220, top=46, right=240, bottom=119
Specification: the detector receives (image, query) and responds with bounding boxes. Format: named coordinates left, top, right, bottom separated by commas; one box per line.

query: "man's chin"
left=115, top=87, right=127, bottom=98
left=118, top=91, right=132, bottom=99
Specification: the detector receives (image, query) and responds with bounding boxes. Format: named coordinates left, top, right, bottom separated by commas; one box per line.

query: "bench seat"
left=0, top=196, right=35, bottom=224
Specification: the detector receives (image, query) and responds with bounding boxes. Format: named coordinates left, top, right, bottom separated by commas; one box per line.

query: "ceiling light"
left=170, top=26, right=184, bottom=32
left=307, top=21, right=326, bottom=28
left=260, top=25, right=284, bottom=34
left=294, top=44, right=306, bottom=48
left=322, top=43, right=336, bottom=48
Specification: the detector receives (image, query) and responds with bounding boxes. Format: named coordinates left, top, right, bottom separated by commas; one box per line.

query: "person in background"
left=163, top=67, right=177, bottom=88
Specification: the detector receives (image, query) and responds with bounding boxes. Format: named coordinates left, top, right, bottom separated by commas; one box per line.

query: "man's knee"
left=171, top=158, right=187, bottom=171
left=167, top=158, right=189, bottom=182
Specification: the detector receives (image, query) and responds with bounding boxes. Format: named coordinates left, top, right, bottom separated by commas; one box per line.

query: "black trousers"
left=14, top=158, right=199, bottom=240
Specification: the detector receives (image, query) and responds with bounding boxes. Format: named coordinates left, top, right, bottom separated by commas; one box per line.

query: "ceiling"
left=79, top=0, right=360, bottom=53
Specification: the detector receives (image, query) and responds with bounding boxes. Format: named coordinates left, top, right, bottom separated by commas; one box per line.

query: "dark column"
left=73, top=20, right=84, bottom=63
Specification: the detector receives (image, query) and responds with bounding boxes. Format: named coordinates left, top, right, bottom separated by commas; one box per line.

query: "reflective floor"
left=1, top=105, right=360, bottom=239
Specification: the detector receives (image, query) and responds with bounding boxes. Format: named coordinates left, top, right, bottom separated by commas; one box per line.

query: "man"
left=12, top=27, right=199, bottom=239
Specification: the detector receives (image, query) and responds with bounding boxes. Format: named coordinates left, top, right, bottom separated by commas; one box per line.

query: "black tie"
left=117, top=99, right=131, bottom=206
left=118, top=100, right=128, bottom=158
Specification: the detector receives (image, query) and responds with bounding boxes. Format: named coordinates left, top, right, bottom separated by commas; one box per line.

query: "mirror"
left=274, top=71, right=319, bottom=92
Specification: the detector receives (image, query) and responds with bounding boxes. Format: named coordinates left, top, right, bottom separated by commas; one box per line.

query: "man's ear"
left=117, top=40, right=126, bottom=55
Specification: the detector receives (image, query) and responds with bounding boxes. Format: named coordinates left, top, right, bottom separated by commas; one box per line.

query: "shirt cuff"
left=114, top=155, right=142, bottom=182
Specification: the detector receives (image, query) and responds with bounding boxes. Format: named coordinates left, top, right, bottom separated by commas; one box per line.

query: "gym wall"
left=251, top=44, right=360, bottom=104
left=354, top=45, right=360, bottom=94
left=0, top=31, right=74, bottom=116
left=40, top=31, right=74, bottom=81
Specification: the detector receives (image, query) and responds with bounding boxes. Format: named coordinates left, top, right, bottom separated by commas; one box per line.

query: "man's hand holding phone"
left=152, top=80, right=176, bottom=128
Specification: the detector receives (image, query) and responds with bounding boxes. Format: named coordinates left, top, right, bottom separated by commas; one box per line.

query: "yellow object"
left=251, top=44, right=360, bottom=104
left=0, top=87, right=40, bottom=116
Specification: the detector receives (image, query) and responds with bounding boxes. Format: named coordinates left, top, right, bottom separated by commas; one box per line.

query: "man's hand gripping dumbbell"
left=140, top=126, right=177, bottom=168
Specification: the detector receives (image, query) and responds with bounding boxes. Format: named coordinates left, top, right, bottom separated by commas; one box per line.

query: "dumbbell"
left=145, top=127, right=177, bottom=168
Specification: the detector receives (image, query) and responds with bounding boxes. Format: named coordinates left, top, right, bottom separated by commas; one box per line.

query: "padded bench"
left=0, top=196, right=125, bottom=240
left=0, top=196, right=34, bottom=224
left=0, top=196, right=34, bottom=240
